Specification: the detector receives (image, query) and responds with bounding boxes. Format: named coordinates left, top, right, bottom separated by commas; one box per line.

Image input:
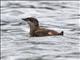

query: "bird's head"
left=22, top=17, right=39, bottom=27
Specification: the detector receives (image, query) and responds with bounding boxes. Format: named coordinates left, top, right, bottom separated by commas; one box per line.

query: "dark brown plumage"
left=22, top=17, right=64, bottom=37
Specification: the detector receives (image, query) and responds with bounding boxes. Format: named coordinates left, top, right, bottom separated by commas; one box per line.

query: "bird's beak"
left=22, top=18, right=27, bottom=21
left=22, top=18, right=25, bottom=20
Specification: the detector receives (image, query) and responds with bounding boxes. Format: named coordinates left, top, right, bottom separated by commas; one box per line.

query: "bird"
left=22, top=17, right=64, bottom=37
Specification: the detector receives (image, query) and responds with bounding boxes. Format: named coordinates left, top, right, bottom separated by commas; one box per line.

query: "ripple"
left=11, top=22, right=25, bottom=26
left=66, top=24, right=76, bottom=26
left=1, top=29, right=8, bottom=32
left=38, top=7, right=56, bottom=10
left=2, top=2, right=56, bottom=11
left=71, top=52, right=80, bottom=55
left=17, top=57, right=43, bottom=60
left=70, top=28, right=80, bottom=31
left=30, top=47, right=45, bottom=50
left=27, top=41, right=55, bottom=45
left=0, top=21, right=9, bottom=26
left=72, top=14, right=80, bottom=17
left=67, top=42, right=78, bottom=45
left=2, top=2, right=36, bottom=9
left=55, top=55, right=61, bottom=58
left=55, top=52, right=80, bottom=58
left=6, top=2, right=24, bottom=8
left=40, top=2, right=53, bottom=5
left=60, top=5, right=71, bottom=9
left=3, top=10, right=24, bottom=16
left=65, top=52, right=80, bottom=58
left=17, top=58, right=27, bottom=60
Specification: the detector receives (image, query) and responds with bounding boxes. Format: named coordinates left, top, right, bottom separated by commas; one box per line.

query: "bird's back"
left=32, top=28, right=62, bottom=37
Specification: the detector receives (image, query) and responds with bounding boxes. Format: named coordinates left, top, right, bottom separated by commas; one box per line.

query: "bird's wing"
left=34, top=29, right=48, bottom=36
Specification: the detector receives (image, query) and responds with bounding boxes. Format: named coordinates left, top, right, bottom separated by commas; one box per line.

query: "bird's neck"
left=29, top=25, right=39, bottom=35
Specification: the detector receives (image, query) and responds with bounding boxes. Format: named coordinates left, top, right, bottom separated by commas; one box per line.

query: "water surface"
left=1, top=1, right=80, bottom=60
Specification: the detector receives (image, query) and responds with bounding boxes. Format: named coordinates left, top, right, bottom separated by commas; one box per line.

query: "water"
left=1, top=1, right=80, bottom=60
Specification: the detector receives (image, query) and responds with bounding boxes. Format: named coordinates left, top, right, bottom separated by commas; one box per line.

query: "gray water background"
left=1, top=1, right=80, bottom=60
